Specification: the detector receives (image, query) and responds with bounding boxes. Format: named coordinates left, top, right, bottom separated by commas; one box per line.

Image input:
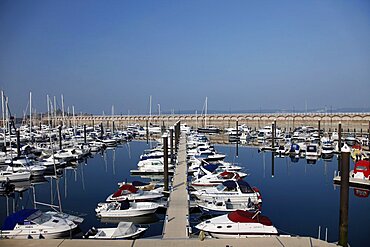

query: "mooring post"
left=146, top=119, right=149, bottom=144
left=338, top=145, right=350, bottom=246
left=318, top=120, right=321, bottom=140
left=112, top=121, right=115, bottom=134
left=161, top=121, right=165, bottom=134
left=163, top=134, right=169, bottom=192
left=58, top=125, right=62, bottom=150
left=16, top=129, right=21, bottom=157
left=83, top=124, right=87, bottom=144
left=338, top=122, right=342, bottom=172
left=170, top=128, right=174, bottom=165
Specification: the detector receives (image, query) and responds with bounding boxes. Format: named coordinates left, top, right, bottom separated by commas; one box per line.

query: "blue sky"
left=0, top=0, right=369, bottom=116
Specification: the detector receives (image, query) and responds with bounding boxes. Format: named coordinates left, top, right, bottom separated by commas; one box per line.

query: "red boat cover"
left=220, top=171, right=235, bottom=179
left=112, top=185, right=138, bottom=197
left=228, top=210, right=273, bottom=226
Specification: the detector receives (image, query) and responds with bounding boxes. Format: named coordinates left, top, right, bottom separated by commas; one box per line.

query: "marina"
left=0, top=117, right=369, bottom=246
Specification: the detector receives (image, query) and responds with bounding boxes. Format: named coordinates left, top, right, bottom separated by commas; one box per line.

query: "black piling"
left=338, top=122, right=342, bottom=171
left=163, top=134, right=169, bottom=192
left=170, top=128, right=174, bottom=165
left=112, top=121, right=115, bottom=134
left=100, top=123, right=104, bottom=139
left=83, top=124, right=87, bottom=144
left=16, top=129, right=21, bottom=157
left=318, top=120, right=321, bottom=140
left=338, top=147, right=350, bottom=246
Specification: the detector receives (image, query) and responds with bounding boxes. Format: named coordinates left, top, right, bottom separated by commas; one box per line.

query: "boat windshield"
left=216, top=184, right=226, bottom=191
left=355, top=166, right=368, bottom=171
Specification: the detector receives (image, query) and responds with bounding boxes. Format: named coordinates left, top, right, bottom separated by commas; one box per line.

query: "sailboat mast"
left=149, top=95, right=152, bottom=117
left=1, top=91, right=5, bottom=130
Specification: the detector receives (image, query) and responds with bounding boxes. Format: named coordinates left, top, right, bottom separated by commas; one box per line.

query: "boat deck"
left=162, top=133, right=190, bottom=239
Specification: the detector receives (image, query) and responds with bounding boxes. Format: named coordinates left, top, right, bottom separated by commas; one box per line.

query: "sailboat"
left=197, top=97, right=220, bottom=134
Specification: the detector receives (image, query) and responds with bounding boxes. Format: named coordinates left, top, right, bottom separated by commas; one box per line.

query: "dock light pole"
left=163, top=133, right=169, bottom=192
left=338, top=145, right=350, bottom=246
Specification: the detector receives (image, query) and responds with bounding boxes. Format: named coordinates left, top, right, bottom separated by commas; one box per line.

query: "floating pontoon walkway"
left=162, top=133, right=190, bottom=239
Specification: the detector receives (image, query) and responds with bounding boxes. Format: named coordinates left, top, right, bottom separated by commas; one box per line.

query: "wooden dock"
left=162, top=133, right=190, bottom=239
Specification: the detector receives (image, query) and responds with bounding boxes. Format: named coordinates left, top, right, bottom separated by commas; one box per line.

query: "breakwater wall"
left=48, top=112, right=370, bottom=133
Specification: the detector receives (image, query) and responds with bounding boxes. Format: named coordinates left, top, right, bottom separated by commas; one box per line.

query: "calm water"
left=0, top=141, right=369, bottom=246
left=216, top=144, right=369, bottom=247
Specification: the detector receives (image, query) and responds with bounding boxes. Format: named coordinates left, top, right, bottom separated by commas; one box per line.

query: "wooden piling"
left=100, top=123, right=104, bottom=139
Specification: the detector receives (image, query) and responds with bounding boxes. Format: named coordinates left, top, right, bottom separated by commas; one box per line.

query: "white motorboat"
left=191, top=180, right=262, bottom=204
left=197, top=198, right=258, bottom=215
left=106, top=184, right=163, bottom=202
left=96, top=200, right=159, bottom=218
left=84, top=221, right=147, bottom=239
left=0, top=209, right=79, bottom=239
left=0, top=170, right=31, bottom=182
left=195, top=210, right=278, bottom=238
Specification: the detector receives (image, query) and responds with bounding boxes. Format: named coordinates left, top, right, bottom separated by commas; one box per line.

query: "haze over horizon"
left=1, top=0, right=369, bottom=117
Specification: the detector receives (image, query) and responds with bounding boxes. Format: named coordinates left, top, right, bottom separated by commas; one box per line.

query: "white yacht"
left=96, top=200, right=159, bottom=218
left=106, top=184, right=163, bottom=202
left=195, top=210, right=278, bottom=238
left=191, top=180, right=262, bottom=204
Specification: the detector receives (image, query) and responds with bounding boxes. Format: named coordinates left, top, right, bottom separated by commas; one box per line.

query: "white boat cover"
left=112, top=222, right=137, bottom=238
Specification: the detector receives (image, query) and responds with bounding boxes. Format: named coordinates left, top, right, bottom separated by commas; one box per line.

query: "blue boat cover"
left=203, top=164, right=219, bottom=173
left=1, top=209, right=38, bottom=230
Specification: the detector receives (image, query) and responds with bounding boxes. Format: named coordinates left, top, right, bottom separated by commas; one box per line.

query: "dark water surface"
left=0, top=141, right=369, bottom=246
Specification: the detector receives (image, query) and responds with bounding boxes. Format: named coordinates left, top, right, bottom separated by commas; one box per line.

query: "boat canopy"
left=1, top=209, right=38, bottom=230
left=228, top=210, right=273, bottom=226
